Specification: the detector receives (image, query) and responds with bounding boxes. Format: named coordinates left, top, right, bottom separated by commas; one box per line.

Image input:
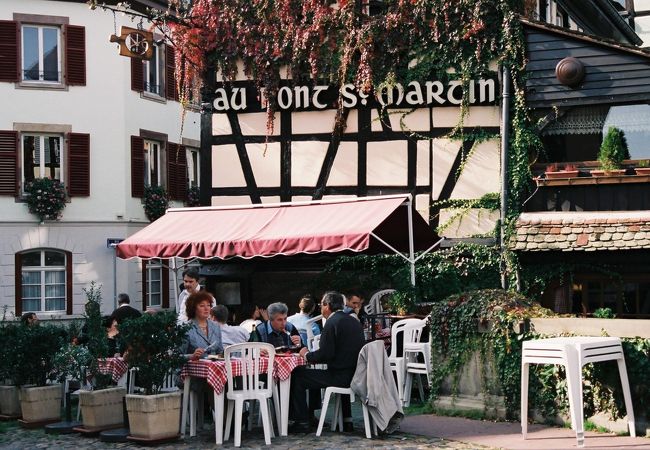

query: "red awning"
left=116, top=195, right=437, bottom=260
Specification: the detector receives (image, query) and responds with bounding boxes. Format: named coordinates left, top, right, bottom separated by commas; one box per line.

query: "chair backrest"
left=365, top=289, right=396, bottom=315
left=224, top=342, right=275, bottom=395
left=306, top=314, right=323, bottom=352
left=310, top=334, right=322, bottom=352
left=388, top=318, right=426, bottom=359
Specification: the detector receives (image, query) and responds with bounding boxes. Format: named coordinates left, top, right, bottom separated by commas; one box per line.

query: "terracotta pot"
left=0, top=385, right=21, bottom=416
left=545, top=170, right=579, bottom=179
left=78, top=387, right=125, bottom=429
left=126, top=391, right=181, bottom=440
left=634, top=167, right=650, bottom=175
left=590, top=169, right=626, bottom=177
left=19, top=384, right=62, bottom=422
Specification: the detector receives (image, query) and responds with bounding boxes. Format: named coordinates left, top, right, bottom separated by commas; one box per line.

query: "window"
left=20, top=249, right=67, bottom=312
left=22, top=24, right=61, bottom=83
left=144, top=44, right=163, bottom=96
left=144, top=139, right=161, bottom=186
left=141, top=259, right=169, bottom=310
left=146, top=259, right=163, bottom=307
left=22, top=134, right=63, bottom=187
left=187, top=147, right=200, bottom=188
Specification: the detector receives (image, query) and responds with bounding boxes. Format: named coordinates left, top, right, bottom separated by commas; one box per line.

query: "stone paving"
left=0, top=422, right=489, bottom=450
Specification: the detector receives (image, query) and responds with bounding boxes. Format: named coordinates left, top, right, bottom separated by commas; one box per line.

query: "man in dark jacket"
left=109, top=293, right=142, bottom=324
left=290, top=291, right=365, bottom=433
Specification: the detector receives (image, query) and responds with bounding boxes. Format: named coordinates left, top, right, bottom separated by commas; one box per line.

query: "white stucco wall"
left=0, top=0, right=199, bottom=317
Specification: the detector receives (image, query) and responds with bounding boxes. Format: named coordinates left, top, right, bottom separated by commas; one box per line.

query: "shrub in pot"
left=119, top=311, right=188, bottom=440
left=14, top=322, right=67, bottom=423
left=53, top=283, right=125, bottom=429
left=592, top=127, right=630, bottom=176
left=0, top=319, right=22, bottom=417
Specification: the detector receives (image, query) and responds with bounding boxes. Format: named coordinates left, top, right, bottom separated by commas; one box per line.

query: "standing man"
left=177, top=268, right=203, bottom=323
left=252, top=302, right=302, bottom=348
left=290, top=291, right=365, bottom=433
left=210, top=305, right=249, bottom=347
left=109, top=293, right=142, bottom=324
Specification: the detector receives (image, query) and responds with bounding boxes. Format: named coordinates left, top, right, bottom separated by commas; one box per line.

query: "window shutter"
left=141, top=260, right=148, bottom=311
left=131, top=136, right=144, bottom=198
left=67, top=133, right=90, bottom=196
left=167, top=142, right=187, bottom=201
left=0, top=131, right=18, bottom=196
left=162, top=266, right=169, bottom=309
left=0, top=21, right=19, bottom=82
left=131, top=58, right=144, bottom=92
left=15, top=252, right=22, bottom=317
left=165, top=44, right=178, bottom=101
left=65, top=250, right=73, bottom=315
left=65, top=25, right=86, bottom=86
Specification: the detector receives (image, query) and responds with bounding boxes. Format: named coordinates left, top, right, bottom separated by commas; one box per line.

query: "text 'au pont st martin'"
left=212, top=78, right=497, bottom=112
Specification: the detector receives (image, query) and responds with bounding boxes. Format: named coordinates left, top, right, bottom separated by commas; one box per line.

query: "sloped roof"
left=511, top=212, right=650, bottom=252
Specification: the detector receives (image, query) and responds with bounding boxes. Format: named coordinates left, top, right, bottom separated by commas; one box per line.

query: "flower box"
left=544, top=170, right=579, bottom=179
left=634, top=167, right=650, bottom=175
left=590, top=169, right=627, bottom=177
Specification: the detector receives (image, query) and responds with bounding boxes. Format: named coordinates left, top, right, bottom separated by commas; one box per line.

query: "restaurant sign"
left=212, top=77, right=497, bottom=112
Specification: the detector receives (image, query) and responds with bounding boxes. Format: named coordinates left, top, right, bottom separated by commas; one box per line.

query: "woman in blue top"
left=182, top=291, right=223, bottom=360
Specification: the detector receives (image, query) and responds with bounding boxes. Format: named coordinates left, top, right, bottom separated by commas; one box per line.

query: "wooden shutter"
left=131, top=136, right=144, bottom=198
left=0, top=21, right=19, bottom=82
left=14, top=252, right=22, bottom=316
left=0, top=131, right=18, bottom=196
left=67, top=133, right=90, bottom=196
left=65, top=250, right=73, bottom=315
left=65, top=25, right=86, bottom=86
left=165, top=44, right=178, bottom=101
left=131, top=58, right=144, bottom=92
left=167, top=142, right=187, bottom=201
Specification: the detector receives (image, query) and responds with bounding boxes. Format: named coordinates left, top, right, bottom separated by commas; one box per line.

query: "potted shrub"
left=119, top=311, right=188, bottom=441
left=544, top=163, right=579, bottom=179
left=14, top=322, right=67, bottom=425
left=54, top=283, right=125, bottom=431
left=143, top=184, right=169, bottom=222
left=24, top=177, right=67, bottom=222
left=634, top=159, right=650, bottom=175
left=592, top=126, right=630, bottom=176
left=0, top=319, right=22, bottom=418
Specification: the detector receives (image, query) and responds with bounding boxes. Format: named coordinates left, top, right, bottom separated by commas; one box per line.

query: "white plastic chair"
left=306, top=315, right=323, bottom=352
left=364, top=289, right=395, bottom=316
left=387, top=318, right=426, bottom=406
left=402, top=341, right=432, bottom=407
left=223, top=342, right=275, bottom=447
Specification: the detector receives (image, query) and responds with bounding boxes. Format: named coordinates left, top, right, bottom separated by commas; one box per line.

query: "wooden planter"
left=0, top=385, right=21, bottom=417
left=545, top=170, right=579, bottom=179
left=126, top=391, right=181, bottom=440
left=590, top=169, right=626, bottom=177
left=19, top=384, right=62, bottom=423
left=78, top=387, right=125, bottom=429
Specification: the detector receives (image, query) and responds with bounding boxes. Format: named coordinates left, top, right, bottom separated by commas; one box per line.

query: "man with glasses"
left=290, top=291, right=364, bottom=433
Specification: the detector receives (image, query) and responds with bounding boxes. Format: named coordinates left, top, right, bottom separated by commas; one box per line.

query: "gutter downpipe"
left=500, top=65, right=510, bottom=290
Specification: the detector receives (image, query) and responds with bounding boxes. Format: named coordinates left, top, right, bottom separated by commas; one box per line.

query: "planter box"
left=545, top=170, right=579, bottom=179
left=0, top=385, right=21, bottom=417
left=78, top=387, right=125, bottom=429
left=590, top=169, right=626, bottom=177
left=530, top=317, right=650, bottom=339
left=19, top=384, right=62, bottom=422
left=634, top=167, right=650, bottom=175
left=126, top=391, right=181, bottom=440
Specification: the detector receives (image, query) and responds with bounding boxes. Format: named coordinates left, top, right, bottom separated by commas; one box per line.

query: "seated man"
left=287, top=294, right=320, bottom=347
left=251, top=302, right=301, bottom=348
left=290, top=291, right=365, bottom=433
left=343, top=291, right=367, bottom=322
left=210, top=304, right=249, bottom=347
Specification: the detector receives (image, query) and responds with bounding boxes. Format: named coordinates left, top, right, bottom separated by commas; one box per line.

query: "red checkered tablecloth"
left=180, top=355, right=305, bottom=394
left=97, top=357, right=128, bottom=383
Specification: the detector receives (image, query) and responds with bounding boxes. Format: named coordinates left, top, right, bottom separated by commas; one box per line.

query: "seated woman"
left=181, top=291, right=224, bottom=360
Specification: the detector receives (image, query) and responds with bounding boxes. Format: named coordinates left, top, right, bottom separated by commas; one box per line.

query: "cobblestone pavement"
left=0, top=422, right=489, bottom=450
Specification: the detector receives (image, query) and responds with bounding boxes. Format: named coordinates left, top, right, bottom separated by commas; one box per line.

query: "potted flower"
left=544, top=163, right=579, bottom=179
left=143, top=184, right=169, bottom=222
left=13, top=322, right=67, bottom=425
left=54, top=283, right=125, bottom=431
left=119, top=311, right=188, bottom=441
left=24, top=177, right=67, bottom=222
left=185, top=185, right=201, bottom=207
left=591, top=126, right=630, bottom=176
left=634, top=159, right=650, bottom=175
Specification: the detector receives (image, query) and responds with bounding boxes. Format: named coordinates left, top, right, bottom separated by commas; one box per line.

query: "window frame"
left=143, top=139, right=161, bottom=187
left=21, top=23, right=62, bottom=85
left=21, top=132, right=64, bottom=191
left=146, top=259, right=163, bottom=308
left=141, top=259, right=169, bottom=311
left=15, top=248, right=72, bottom=316
left=143, top=43, right=163, bottom=97
left=187, top=147, right=200, bottom=188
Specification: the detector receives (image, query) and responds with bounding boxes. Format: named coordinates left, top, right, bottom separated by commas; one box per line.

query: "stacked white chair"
left=364, top=289, right=395, bottom=316
left=387, top=318, right=426, bottom=405
left=223, top=342, right=275, bottom=447
left=402, top=315, right=432, bottom=407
